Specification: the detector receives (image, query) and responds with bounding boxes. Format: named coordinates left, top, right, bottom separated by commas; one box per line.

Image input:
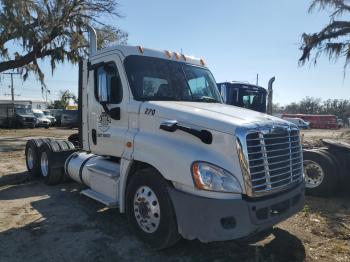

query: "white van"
left=283, top=117, right=310, bottom=129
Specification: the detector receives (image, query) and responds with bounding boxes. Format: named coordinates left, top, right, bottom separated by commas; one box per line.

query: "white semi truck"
left=25, top=29, right=304, bottom=249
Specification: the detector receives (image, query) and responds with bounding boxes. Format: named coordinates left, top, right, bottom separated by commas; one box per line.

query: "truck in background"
left=25, top=29, right=304, bottom=249
left=60, top=110, right=78, bottom=128
left=217, top=82, right=267, bottom=113
left=0, top=103, right=36, bottom=128
left=282, top=114, right=339, bottom=129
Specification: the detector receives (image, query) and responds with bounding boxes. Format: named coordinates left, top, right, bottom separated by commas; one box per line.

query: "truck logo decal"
left=144, top=108, right=156, bottom=116
left=98, top=112, right=111, bottom=132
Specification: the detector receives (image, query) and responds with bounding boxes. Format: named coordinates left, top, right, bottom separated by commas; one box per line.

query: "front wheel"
left=126, top=168, right=180, bottom=250
left=303, top=150, right=338, bottom=196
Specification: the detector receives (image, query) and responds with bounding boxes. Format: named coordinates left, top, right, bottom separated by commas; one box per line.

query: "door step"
left=81, top=189, right=117, bottom=208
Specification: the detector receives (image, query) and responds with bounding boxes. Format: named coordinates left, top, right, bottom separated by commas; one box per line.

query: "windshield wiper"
left=193, top=96, right=218, bottom=103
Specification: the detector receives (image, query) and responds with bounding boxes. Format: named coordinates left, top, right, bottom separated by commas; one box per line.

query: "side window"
left=95, top=62, right=123, bottom=104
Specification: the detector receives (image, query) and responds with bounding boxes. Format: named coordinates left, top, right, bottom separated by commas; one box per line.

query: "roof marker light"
left=138, top=46, right=144, bottom=54
left=200, top=58, right=206, bottom=66
left=175, top=53, right=181, bottom=60
left=165, top=50, right=172, bottom=58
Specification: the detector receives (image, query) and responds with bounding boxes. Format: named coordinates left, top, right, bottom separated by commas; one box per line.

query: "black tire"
left=58, top=140, right=75, bottom=150
left=38, top=141, right=65, bottom=185
left=25, top=138, right=52, bottom=178
left=68, top=133, right=80, bottom=148
left=126, top=168, right=180, bottom=250
left=303, top=150, right=338, bottom=196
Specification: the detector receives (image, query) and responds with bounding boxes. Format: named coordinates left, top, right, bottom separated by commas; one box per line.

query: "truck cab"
left=27, top=43, right=304, bottom=249
left=218, top=82, right=267, bottom=113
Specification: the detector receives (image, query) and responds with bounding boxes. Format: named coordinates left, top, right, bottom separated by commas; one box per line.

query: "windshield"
left=124, top=56, right=222, bottom=103
left=34, top=112, right=44, bottom=118
left=235, top=86, right=266, bottom=112
left=16, top=108, right=33, bottom=115
left=43, top=111, right=52, bottom=116
left=242, top=91, right=263, bottom=109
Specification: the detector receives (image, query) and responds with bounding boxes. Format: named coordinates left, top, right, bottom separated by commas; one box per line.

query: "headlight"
left=22, top=117, right=26, bottom=121
left=191, top=162, right=242, bottom=193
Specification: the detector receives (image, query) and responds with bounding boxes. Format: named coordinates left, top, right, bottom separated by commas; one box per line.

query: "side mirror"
left=98, top=72, right=109, bottom=102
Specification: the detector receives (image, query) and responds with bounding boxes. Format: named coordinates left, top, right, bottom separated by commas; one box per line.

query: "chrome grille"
left=245, top=128, right=303, bottom=195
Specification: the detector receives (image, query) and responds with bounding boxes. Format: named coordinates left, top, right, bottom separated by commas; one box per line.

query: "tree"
left=299, top=0, right=350, bottom=68
left=48, top=90, right=77, bottom=109
left=272, top=103, right=284, bottom=114
left=282, top=97, right=350, bottom=121
left=284, top=102, right=300, bottom=114
left=299, top=97, right=323, bottom=114
left=322, top=98, right=350, bottom=119
left=0, top=0, right=127, bottom=85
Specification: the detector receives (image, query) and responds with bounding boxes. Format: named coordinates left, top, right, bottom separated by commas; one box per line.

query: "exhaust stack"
left=87, top=25, right=97, bottom=56
left=267, top=76, right=275, bottom=115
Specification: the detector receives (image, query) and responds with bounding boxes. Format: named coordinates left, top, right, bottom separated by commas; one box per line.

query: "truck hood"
left=147, top=101, right=289, bottom=134
left=17, top=114, right=35, bottom=118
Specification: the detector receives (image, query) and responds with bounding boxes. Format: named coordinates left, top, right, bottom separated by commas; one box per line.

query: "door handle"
left=92, top=129, right=97, bottom=145
left=160, top=120, right=212, bottom=144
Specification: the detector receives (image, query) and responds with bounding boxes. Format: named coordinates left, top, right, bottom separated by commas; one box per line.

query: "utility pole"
left=2, top=72, right=21, bottom=102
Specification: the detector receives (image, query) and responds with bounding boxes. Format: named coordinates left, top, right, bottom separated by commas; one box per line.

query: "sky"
left=1, top=0, right=350, bottom=105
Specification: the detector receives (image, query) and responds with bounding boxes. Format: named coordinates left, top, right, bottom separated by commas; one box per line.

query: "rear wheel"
left=126, top=168, right=180, bottom=250
left=38, top=140, right=75, bottom=185
left=25, top=138, right=52, bottom=178
left=40, top=151, right=49, bottom=178
left=303, top=150, right=338, bottom=196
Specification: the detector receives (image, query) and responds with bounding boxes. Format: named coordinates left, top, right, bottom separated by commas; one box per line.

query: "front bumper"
left=37, top=121, right=50, bottom=126
left=168, top=182, right=304, bottom=243
left=22, top=121, right=35, bottom=127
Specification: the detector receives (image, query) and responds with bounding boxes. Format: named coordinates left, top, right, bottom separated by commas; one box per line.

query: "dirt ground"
left=0, top=128, right=349, bottom=262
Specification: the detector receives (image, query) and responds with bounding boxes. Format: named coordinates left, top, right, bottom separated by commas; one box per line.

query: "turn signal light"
left=165, top=50, right=172, bottom=58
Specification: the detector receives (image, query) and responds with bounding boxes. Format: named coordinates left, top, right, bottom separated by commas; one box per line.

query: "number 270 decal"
left=144, top=108, right=156, bottom=116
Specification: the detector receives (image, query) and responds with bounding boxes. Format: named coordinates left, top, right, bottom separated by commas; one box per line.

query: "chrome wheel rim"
left=303, top=160, right=324, bottom=188
left=27, top=147, right=34, bottom=170
left=40, top=152, right=49, bottom=177
left=133, top=186, right=160, bottom=233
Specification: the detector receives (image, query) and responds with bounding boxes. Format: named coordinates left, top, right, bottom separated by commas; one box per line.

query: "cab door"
left=87, top=53, right=129, bottom=157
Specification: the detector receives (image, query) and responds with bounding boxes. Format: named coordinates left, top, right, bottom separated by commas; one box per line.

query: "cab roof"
left=92, top=45, right=207, bottom=67
left=218, top=81, right=267, bottom=93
